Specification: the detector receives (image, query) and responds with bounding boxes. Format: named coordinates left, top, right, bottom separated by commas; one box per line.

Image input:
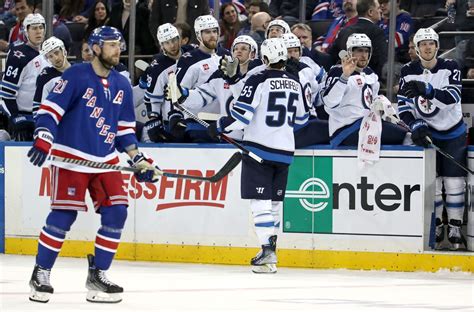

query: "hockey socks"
left=250, top=199, right=275, bottom=246
left=94, top=205, right=127, bottom=270
left=36, top=210, right=77, bottom=269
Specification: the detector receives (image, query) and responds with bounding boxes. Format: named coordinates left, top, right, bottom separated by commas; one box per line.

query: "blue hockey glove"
left=127, top=152, right=161, bottom=183
left=10, top=114, right=34, bottom=141
left=401, top=80, right=435, bottom=99
left=28, top=128, right=54, bottom=167
left=410, top=119, right=432, bottom=148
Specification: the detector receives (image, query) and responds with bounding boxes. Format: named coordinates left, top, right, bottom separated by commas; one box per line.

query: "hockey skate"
left=251, top=235, right=277, bottom=274
left=447, top=219, right=466, bottom=251
left=29, top=264, right=54, bottom=303
left=85, top=254, right=123, bottom=303
left=434, top=218, right=445, bottom=250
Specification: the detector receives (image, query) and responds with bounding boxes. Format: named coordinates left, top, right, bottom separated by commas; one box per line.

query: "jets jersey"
left=0, top=43, right=49, bottom=116
left=33, top=66, right=62, bottom=119
left=36, top=63, right=137, bottom=173
left=296, top=62, right=323, bottom=110
left=144, top=53, right=176, bottom=121
left=301, top=48, right=326, bottom=82
left=175, top=47, right=230, bottom=114
left=322, top=65, right=380, bottom=136
left=397, top=58, right=464, bottom=139
left=223, top=70, right=309, bottom=164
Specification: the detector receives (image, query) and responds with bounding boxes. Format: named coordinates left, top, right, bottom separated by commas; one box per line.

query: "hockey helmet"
left=41, top=36, right=65, bottom=55
left=157, top=23, right=180, bottom=44
left=282, top=33, right=302, bottom=55
left=265, top=19, right=291, bottom=39
left=261, top=38, right=287, bottom=65
left=88, top=26, right=126, bottom=51
left=194, top=15, right=220, bottom=42
left=23, top=13, right=45, bottom=43
left=413, top=28, right=439, bottom=61
left=231, top=35, right=258, bottom=58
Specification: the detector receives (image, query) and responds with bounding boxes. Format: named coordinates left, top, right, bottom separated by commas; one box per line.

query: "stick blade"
left=208, top=152, right=242, bottom=182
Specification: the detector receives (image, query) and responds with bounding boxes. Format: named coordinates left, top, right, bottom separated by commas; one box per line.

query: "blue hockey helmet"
left=88, top=26, right=126, bottom=51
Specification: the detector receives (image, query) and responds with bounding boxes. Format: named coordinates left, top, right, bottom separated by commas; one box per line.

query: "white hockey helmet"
left=265, top=19, right=291, bottom=39
left=282, top=33, right=302, bottom=55
left=157, top=23, right=180, bottom=44
left=194, top=15, right=220, bottom=42
left=41, top=36, right=65, bottom=55
left=261, top=38, right=287, bottom=65
left=413, top=28, right=439, bottom=61
left=346, top=33, right=372, bottom=64
left=231, top=35, right=258, bottom=58
left=23, top=13, right=46, bottom=42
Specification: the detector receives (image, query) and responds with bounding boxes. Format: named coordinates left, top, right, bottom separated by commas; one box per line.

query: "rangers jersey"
left=36, top=63, right=137, bottom=173
left=397, top=58, right=464, bottom=139
left=0, top=43, right=49, bottom=116
left=322, top=65, right=380, bottom=137
left=223, top=70, right=309, bottom=164
left=33, top=66, right=62, bottom=119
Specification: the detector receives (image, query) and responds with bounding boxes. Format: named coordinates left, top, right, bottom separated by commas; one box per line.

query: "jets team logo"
left=415, top=97, right=438, bottom=117
left=13, top=50, right=25, bottom=59
left=361, top=85, right=373, bottom=109
left=285, top=178, right=330, bottom=212
left=303, top=83, right=312, bottom=105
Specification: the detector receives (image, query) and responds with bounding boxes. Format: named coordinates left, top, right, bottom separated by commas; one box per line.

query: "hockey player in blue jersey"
left=207, top=38, right=309, bottom=273
left=322, top=33, right=407, bottom=147
left=27, top=26, right=161, bottom=304
left=143, top=23, right=185, bottom=143
left=0, top=13, right=48, bottom=141
left=169, top=14, right=230, bottom=142
left=282, top=33, right=329, bottom=147
left=397, top=28, right=466, bottom=250
left=33, top=37, right=71, bottom=119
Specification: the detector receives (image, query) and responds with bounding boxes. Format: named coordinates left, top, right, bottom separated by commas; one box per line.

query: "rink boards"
left=0, top=143, right=473, bottom=272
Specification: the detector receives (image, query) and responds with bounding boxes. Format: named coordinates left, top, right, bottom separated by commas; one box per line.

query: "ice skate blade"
left=449, top=242, right=466, bottom=251
left=252, top=264, right=277, bottom=274
left=86, top=290, right=122, bottom=303
left=29, top=289, right=51, bottom=303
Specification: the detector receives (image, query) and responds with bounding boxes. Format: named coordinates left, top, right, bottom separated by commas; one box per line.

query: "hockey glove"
left=410, top=119, right=432, bottom=148
left=28, top=128, right=54, bottom=166
left=164, top=83, right=189, bottom=104
left=401, top=80, right=435, bottom=99
left=127, top=152, right=161, bottom=183
left=168, top=109, right=187, bottom=140
left=10, top=114, right=34, bottom=141
left=219, top=56, right=240, bottom=83
left=144, top=116, right=166, bottom=142
left=285, top=58, right=300, bottom=76
left=207, top=117, right=230, bottom=140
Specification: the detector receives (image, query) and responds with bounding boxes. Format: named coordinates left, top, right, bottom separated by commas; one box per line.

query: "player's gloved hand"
left=207, top=117, right=230, bottom=140
left=168, top=109, right=187, bottom=140
left=144, top=115, right=166, bottom=142
left=219, top=56, right=240, bottom=83
left=401, top=80, right=435, bottom=99
left=127, top=152, right=161, bottom=183
left=164, top=82, right=189, bottom=104
left=27, top=128, right=53, bottom=166
left=410, top=119, right=432, bottom=148
left=9, top=114, right=34, bottom=141
left=285, top=58, right=300, bottom=76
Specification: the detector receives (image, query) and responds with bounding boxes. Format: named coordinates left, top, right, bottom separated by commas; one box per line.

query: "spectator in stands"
left=379, top=0, right=413, bottom=63
left=311, top=0, right=344, bottom=20
left=291, top=23, right=333, bottom=71
left=329, top=0, right=388, bottom=77
left=314, top=0, right=358, bottom=52
left=107, top=0, right=157, bottom=55
left=0, top=0, right=33, bottom=52
left=407, top=34, right=418, bottom=61
left=149, top=0, right=210, bottom=45
left=238, top=0, right=269, bottom=35
left=219, top=2, right=241, bottom=49
left=400, top=0, right=444, bottom=17
left=84, top=0, right=109, bottom=40
left=56, top=0, right=87, bottom=23
left=175, top=22, right=194, bottom=46
left=269, top=0, right=316, bottom=25
left=246, top=11, right=271, bottom=48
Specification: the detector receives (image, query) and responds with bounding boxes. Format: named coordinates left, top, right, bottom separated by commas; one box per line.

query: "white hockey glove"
left=128, top=152, right=162, bottom=183
left=219, top=56, right=240, bottom=82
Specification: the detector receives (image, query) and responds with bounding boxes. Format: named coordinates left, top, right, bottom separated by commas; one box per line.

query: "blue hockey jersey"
left=36, top=63, right=137, bottom=173
left=33, top=66, right=62, bottom=119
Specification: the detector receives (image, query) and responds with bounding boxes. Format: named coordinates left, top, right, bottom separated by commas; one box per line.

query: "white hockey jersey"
left=397, top=58, right=464, bottom=139
left=322, top=65, right=380, bottom=136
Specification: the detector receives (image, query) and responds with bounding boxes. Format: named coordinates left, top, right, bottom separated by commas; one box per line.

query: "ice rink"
left=0, top=254, right=473, bottom=312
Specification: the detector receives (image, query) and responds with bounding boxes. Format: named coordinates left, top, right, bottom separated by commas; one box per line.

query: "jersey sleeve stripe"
left=0, top=91, right=16, bottom=99
left=0, top=80, right=20, bottom=90
left=42, top=99, right=66, bottom=116
left=234, top=101, right=255, bottom=113
left=37, top=106, right=61, bottom=124
left=117, top=128, right=135, bottom=136
left=145, top=91, right=164, bottom=99
left=396, top=95, right=415, bottom=104
left=118, top=120, right=136, bottom=127
left=230, top=110, right=250, bottom=125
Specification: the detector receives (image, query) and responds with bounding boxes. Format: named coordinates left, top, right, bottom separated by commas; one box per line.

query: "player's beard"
left=203, top=39, right=217, bottom=50
left=98, top=52, right=119, bottom=70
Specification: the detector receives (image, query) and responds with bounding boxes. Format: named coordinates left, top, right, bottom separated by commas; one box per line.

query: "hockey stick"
left=49, top=153, right=242, bottom=183
left=167, top=73, right=264, bottom=163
